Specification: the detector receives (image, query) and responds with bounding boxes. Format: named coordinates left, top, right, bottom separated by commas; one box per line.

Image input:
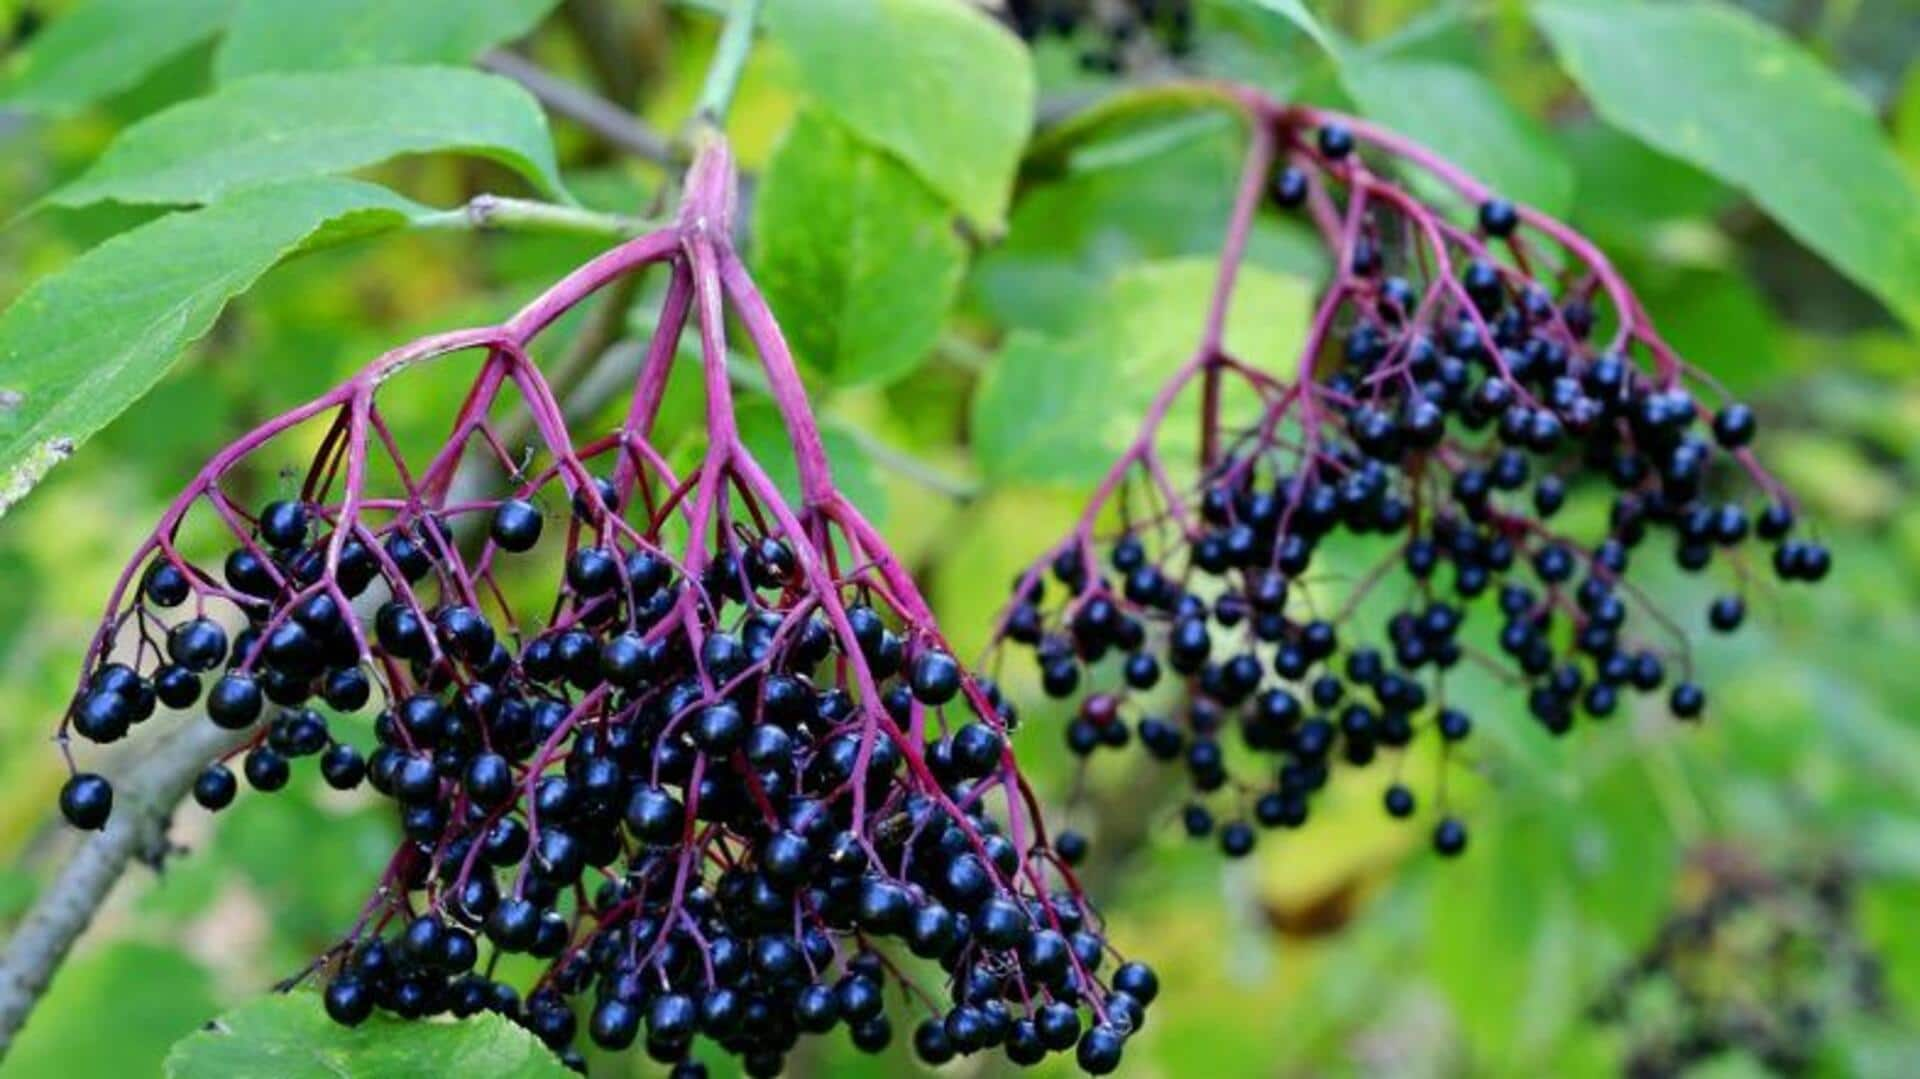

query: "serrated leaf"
left=764, top=0, right=1034, bottom=231
left=164, top=993, right=573, bottom=1078
left=972, top=259, right=1311, bottom=487
left=1535, top=0, right=1920, bottom=332
left=0, top=0, right=234, bottom=114
left=0, top=178, right=423, bottom=516
left=50, top=66, right=568, bottom=208
left=216, top=0, right=561, bottom=80
left=751, top=110, right=964, bottom=387
left=1343, top=59, right=1573, bottom=216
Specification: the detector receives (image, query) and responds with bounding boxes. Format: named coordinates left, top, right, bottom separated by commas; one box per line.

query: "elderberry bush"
left=993, top=91, right=1831, bottom=865
left=55, top=143, right=1148, bottom=1076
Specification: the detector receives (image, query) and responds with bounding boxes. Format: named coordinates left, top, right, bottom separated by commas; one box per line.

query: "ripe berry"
left=1271, top=165, right=1309, bottom=207
left=258, top=500, right=309, bottom=549
left=1383, top=784, right=1415, bottom=818
left=1669, top=681, right=1706, bottom=719
left=59, top=773, right=113, bottom=830
left=1317, top=123, right=1354, bottom=159
left=71, top=690, right=131, bottom=743
left=490, top=498, right=544, bottom=553
left=1077, top=1026, right=1125, bottom=1075
left=1433, top=817, right=1469, bottom=856
left=1478, top=197, right=1519, bottom=237
left=908, top=650, right=962, bottom=706
left=320, top=744, right=366, bottom=790
left=244, top=747, right=290, bottom=791
left=193, top=764, right=238, bottom=810
left=143, top=562, right=191, bottom=607
left=324, top=979, right=374, bottom=1026
left=154, top=664, right=201, bottom=709
left=166, top=618, right=228, bottom=672
left=1708, top=595, right=1746, bottom=632
left=1712, top=404, right=1756, bottom=449
left=1219, top=821, right=1255, bottom=857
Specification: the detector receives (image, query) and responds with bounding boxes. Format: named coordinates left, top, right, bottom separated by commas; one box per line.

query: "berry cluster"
left=993, top=93, right=1830, bottom=864
left=57, top=143, right=1148, bottom=1075
left=1590, top=849, right=1885, bottom=1075
left=998, top=0, right=1193, bottom=72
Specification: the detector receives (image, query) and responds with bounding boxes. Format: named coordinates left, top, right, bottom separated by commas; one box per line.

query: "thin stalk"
left=692, top=0, right=766, bottom=129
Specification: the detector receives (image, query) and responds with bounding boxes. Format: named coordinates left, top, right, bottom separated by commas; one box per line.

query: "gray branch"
left=481, top=49, right=677, bottom=167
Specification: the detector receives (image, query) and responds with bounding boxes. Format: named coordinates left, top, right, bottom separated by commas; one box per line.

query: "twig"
left=412, top=194, right=659, bottom=239
left=480, top=49, right=677, bottom=166
left=692, top=0, right=766, bottom=129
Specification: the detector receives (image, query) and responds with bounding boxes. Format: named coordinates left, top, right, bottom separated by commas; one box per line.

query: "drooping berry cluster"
left=57, top=143, right=1150, bottom=1076
left=992, top=91, right=1830, bottom=864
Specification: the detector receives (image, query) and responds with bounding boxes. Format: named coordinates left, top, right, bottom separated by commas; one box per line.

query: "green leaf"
left=216, top=0, right=561, bottom=80
left=50, top=66, right=568, bottom=208
left=0, top=178, right=423, bottom=516
left=764, top=0, right=1034, bottom=232
left=0, top=0, right=234, bottom=114
left=9, top=942, right=218, bottom=1078
left=1897, top=62, right=1920, bottom=184
left=165, top=993, right=573, bottom=1078
left=751, top=110, right=964, bottom=387
left=972, top=258, right=1311, bottom=487
left=1246, top=0, right=1342, bottom=58
left=1342, top=59, right=1574, bottom=216
left=1535, top=0, right=1920, bottom=331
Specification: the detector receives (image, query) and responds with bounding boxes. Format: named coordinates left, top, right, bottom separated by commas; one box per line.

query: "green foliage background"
left=1, top=0, right=1918, bottom=1075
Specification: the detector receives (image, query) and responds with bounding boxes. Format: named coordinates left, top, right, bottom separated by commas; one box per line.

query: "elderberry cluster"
left=995, top=114, right=1830, bottom=865
left=999, top=0, right=1193, bottom=72
left=58, top=138, right=1147, bottom=1076
left=1590, top=851, right=1884, bottom=1075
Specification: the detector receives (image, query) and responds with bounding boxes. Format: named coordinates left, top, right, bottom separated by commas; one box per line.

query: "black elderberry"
left=1478, top=197, right=1519, bottom=237
left=1433, top=818, right=1469, bottom=857
left=324, top=979, right=374, bottom=1027
left=59, top=772, right=113, bottom=830
left=193, top=764, right=238, bottom=810
left=143, top=561, right=192, bottom=607
left=1219, top=821, right=1255, bottom=857
left=1383, top=784, right=1415, bottom=818
left=909, top=649, right=963, bottom=706
left=167, top=618, right=229, bottom=672
left=1077, top=1026, right=1125, bottom=1075
left=1316, top=123, right=1354, bottom=159
left=258, top=500, right=310, bottom=550
left=244, top=747, right=290, bottom=792
left=1669, top=681, right=1706, bottom=719
left=489, top=498, right=544, bottom=553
